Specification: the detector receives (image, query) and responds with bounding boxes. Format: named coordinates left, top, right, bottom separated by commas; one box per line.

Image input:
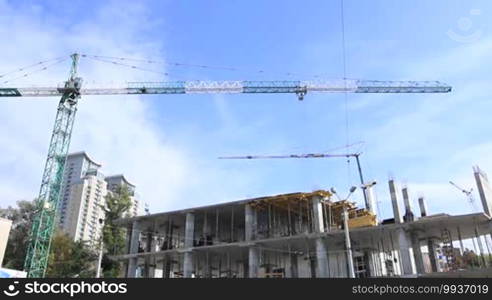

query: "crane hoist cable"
left=0, top=55, right=69, bottom=79
left=339, top=0, right=353, bottom=188
left=82, top=55, right=172, bottom=78
left=81, top=53, right=341, bottom=79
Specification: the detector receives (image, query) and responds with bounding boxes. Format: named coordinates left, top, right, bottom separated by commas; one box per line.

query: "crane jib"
left=0, top=81, right=452, bottom=97
left=0, top=88, right=22, bottom=96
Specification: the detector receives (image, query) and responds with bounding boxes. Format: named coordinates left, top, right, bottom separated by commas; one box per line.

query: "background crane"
left=0, top=53, right=452, bottom=277
left=218, top=152, right=369, bottom=208
left=449, top=180, right=478, bottom=212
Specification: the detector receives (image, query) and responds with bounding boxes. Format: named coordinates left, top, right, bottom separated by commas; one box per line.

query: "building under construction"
left=114, top=167, right=492, bottom=278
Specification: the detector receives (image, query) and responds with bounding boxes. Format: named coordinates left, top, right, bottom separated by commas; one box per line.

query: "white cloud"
left=0, top=0, right=277, bottom=213
left=2, top=0, right=492, bottom=220
left=352, top=37, right=492, bottom=218
left=0, top=1, right=195, bottom=212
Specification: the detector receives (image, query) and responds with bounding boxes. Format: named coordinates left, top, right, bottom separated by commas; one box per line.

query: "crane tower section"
left=23, top=54, right=82, bottom=278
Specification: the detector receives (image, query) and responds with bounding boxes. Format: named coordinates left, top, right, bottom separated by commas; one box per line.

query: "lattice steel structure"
left=1, top=79, right=452, bottom=100
left=23, top=54, right=82, bottom=277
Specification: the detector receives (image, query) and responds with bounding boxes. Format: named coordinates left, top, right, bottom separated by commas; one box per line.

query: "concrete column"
left=203, top=211, right=211, bottom=245
left=127, top=258, right=138, bottom=278
left=147, top=261, right=156, bottom=278
left=315, top=238, right=329, bottom=277
left=388, top=180, right=403, bottom=223
left=185, top=212, right=195, bottom=248
left=397, top=229, right=415, bottom=275
left=290, top=253, right=299, bottom=278
left=411, top=233, right=425, bottom=274
left=129, top=221, right=140, bottom=254
left=402, top=187, right=414, bottom=222
left=474, top=166, right=492, bottom=217
left=427, top=239, right=440, bottom=273
left=248, top=247, right=259, bottom=278
left=183, top=252, right=193, bottom=278
left=475, top=227, right=487, bottom=267
left=126, top=221, right=140, bottom=278
left=311, top=196, right=325, bottom=233
left=183, top=212, right=195, bottom=278
left=366, top=251, right=378, bottom=277
left=163, top=258, right=172, bottom=278
left=457, top=226, right=465, bottom=255
left=363, top=183, right=377, bottom=215
left=418, top=197, right=428, bottom=217
left=343, top=206, right=355, bottom=278
left=245, top=204, right=256, bottom=241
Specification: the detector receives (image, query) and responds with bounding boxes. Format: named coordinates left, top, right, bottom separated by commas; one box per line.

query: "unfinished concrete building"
left=114, top=178, right=492, bottom=278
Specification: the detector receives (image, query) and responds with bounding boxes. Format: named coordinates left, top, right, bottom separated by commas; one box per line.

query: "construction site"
left=113, top=166, right=492, bottom=278
left=1, top=2, right=492, bottom=283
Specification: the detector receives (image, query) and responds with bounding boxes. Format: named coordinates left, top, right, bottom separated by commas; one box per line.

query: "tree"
left=45, top=231, right=98, bottom=278
left=0, top=200, right=36, bottom=270
left=1, top=200, right=97, bottom=277
left=461, top=249, right=481, bottom=268
left=101, top=185, right=132, bottom=277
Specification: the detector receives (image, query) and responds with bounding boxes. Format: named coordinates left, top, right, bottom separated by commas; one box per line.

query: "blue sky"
left=1, top=0, right=492, bottom=220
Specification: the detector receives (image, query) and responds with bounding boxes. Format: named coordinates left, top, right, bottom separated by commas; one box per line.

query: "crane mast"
left=23, top=54, right=82, bottom=278
left=0, top=53, right=452, bottom=277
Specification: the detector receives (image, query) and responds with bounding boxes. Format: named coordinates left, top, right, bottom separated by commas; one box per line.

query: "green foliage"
left=0, top=200, right=97, bottom=277
left=1, top=186, right=133, bottom=278
left=0, top=200, right=36, bottom=270
left=101, top=185, right=132, bottom=277
left=45, top=231, right=98, bottom=278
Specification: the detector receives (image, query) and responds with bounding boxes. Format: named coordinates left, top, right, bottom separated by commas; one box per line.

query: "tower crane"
left=0, top=53, right=452, bottom=277
left=449, top=181, right=478, bottom=212
left=218, top=152, right=369, bottom=208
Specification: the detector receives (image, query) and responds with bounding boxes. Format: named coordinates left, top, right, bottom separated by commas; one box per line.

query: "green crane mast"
left=23, top=54, right=82, bottom=277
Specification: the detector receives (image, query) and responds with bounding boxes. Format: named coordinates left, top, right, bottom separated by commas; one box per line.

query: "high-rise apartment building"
left=105, top=175, right=139, bottom=217
left=57, top=152, right=107, bottom=245
left=57, top=152, right=139, bottom=245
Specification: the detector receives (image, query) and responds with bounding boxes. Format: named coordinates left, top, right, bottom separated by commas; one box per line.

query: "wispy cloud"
left=0, top=1, right=192, bottom=212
